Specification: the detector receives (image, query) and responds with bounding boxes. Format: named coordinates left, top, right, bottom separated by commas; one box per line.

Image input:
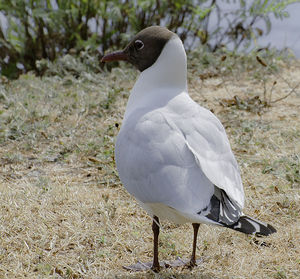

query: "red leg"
left=190, top=223, right=200, bottom=267
left=151, top=216, right=160, bottom=272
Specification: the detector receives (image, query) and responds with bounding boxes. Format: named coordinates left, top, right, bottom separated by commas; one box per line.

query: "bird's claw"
left=123, top=257, right=203, bottom=272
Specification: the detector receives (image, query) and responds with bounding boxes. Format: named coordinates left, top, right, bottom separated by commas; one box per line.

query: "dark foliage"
left=0, top=0, right=294, bottom=78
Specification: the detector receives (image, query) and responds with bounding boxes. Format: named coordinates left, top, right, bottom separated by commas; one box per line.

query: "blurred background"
left=0, top=0, right=299, bottom=79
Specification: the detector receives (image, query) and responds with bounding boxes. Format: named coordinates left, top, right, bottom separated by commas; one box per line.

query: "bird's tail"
left=226, top=215, right=276, bottom=236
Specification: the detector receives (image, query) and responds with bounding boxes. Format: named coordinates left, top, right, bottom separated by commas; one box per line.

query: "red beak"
left=101, top=50, right=128, bottom=62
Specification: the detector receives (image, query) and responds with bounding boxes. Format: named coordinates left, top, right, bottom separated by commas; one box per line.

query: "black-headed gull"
left=101, top=26, right=276, bottom=272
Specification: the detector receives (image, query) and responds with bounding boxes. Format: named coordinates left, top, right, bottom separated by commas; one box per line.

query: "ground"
left=0, top=52, right=299, bottom=278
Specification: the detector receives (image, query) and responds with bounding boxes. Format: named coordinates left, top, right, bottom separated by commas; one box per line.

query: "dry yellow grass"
left=0, top=54, right=299, bottom=279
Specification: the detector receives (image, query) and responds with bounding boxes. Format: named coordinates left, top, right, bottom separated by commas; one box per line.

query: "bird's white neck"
left=124, top=36, right=188, bottom=119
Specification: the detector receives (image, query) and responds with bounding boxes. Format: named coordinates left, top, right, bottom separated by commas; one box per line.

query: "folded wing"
left=168, top=96, right=245, bottom=211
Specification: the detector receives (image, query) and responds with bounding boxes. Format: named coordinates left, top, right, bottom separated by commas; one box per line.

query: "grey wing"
left=171, top=98, right=245, bottom=211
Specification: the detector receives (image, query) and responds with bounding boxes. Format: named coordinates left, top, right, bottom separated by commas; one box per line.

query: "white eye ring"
left=134, top=39, right=144, bottom=50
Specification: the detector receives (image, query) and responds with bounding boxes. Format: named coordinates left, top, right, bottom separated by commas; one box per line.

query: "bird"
left=101, top=26, right=276, bottom=272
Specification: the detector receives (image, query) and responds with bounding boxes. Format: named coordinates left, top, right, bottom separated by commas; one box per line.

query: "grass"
left=0, top=50, right=299, bottom=278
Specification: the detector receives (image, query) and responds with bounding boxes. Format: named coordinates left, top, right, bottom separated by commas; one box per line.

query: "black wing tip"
left=266, top=223, right=277, bottom=235
left=228, top=216, right=277, bottom=236
left=253, top=221, right=277, bottom=236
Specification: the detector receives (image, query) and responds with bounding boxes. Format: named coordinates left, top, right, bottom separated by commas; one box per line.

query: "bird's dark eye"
left=134, top=39, right=144, bottom=50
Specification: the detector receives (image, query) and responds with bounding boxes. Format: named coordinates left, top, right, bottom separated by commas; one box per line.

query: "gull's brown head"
left=101, top=26, right=174, bottom=72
